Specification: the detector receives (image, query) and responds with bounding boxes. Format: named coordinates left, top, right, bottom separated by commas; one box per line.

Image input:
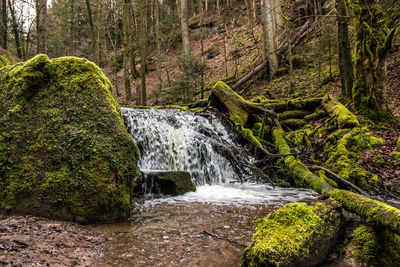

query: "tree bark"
left=351, top=0, right=396, bottom=122
left=262, top=0, right=279, bottom=77
left=1, top=0, right=7, bottom=49
left=138, top=0, right=147, bottom=105
left=155, top=0, right=162, bottom=92
left=232, top=18, right=313, bottom=90
left=180, top=0, right=191, bottom=103
left=36, top=0, right=47, bottom=54
left=122, top=0, right=131, bottom=102
left=85, top=0, right=96, bottom=61
left=8, top=0, right=22, bottom=58
left=336, top=0, right=353, bottom=100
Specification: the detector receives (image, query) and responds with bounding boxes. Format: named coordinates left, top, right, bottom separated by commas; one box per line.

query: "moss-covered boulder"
left=243, top=200, right=344, bottom=267
left=0, top=54, right=140, bottom=223
left=141, top=171, right=196, bottom=196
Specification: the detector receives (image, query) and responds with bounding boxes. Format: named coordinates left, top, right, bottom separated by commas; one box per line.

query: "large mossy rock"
left=0, top=54, right=140, bottom=223
left=141, top=171, right=196, bottom=196
left=243, top=200, right=344, bottom=267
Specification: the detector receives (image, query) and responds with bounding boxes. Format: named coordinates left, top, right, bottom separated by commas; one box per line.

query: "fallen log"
left=243, top=199, right=345, bottom=267
left=232, top=18, right=314, bottom=90
left=321, top=95, right=359, bottom=129
left=209, top=81, right=277, bottom=125
left=307, top=165, right=368, bottom=196
left=272, top=126, right=400, bottom=236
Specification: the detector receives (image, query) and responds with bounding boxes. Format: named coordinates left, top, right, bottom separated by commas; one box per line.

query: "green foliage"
left=0, top=55, right=140, bottom=222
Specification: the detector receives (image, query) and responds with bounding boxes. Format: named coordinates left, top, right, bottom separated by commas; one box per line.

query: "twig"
left=307, top=165, right=369, bottom=196
left=200, top=230, right=247, bottom=247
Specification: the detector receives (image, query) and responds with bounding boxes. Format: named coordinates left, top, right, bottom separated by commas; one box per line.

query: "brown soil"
left=0, top=216, right=105, bottom=266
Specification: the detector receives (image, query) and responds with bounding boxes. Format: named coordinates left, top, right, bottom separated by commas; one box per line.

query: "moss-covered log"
left=253, top=97, right=322, bottom=113
left=272, top=127, right=333, bottom=194
left=0, top=55, right=140, bottom=223
left=329, top=190, right=400, bottom=235
left=272, top=126, right=400, bottom=236
left=243, top=200, right=345, bottom=267
left=321, top=95, right=359, bottom=129
left=209, top=81, right=276, bottom=125
left=353, top=224, right=400, bottom=265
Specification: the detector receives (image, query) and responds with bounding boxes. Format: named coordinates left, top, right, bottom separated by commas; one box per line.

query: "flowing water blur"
left=91, top=108, right=319, bottom=266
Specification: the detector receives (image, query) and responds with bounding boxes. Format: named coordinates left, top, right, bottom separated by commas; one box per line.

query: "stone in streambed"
left=140, top=171, right=196, bottom=196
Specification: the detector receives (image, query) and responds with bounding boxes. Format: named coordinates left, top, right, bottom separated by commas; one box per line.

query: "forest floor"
left=0, top=216, right=105, bottom=266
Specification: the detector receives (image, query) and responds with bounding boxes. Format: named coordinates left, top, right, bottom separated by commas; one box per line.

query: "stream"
left=91, top=108, right=320, bottom=266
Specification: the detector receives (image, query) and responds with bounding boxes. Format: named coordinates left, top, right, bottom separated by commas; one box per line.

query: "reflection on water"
left=91, top=185, right=319, bottom=267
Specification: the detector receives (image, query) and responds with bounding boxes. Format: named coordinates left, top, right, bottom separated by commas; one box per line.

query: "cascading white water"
left=122, top=108, right=238, bottom=186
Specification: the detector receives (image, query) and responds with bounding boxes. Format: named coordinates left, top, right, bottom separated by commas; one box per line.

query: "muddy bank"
left=0, top=216, right=105, bottom=266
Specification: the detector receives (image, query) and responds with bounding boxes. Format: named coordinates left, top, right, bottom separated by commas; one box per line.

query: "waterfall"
left=122, top=108, right=239, bottom=186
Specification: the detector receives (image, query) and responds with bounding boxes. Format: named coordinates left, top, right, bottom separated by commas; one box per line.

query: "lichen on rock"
left=0, top=54, right=140, bottom=223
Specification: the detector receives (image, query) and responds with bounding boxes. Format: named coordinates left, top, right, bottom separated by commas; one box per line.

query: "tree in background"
left=180, top=0, right=191, bottom=102
left=36, top=0, right=47, bottom=54
left=1, top=0, right=7, bottom=49
left=351, top=0, right=397, bottom=122
left=336, top=0, right=353, bottom=100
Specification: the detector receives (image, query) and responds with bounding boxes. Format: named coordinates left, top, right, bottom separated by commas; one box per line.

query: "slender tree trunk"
left=139, top=0, right=147, bottom=105
left=180, top=0, right=191, bottom=103
left=336, top=0, right=353, bottom=100
left=69, top=0, right=75, bottom=55
left=8, top=0, right=22, bottom=58
left=262, top=0, right=278, bottom=77
left=200, top=0, right=205, bottom=99
left=36, top=0, right=47, bottom=54
left=122, top=0, right=131, bottom=102
left=155, top=0, right=162, bottom=92
left=129, top=3, right=139, bottom=79
left=1, top=0, right=7, bottom=49
left=85, top=0, right=96, bottom=62
left=96, top=0, right=102, bottom=66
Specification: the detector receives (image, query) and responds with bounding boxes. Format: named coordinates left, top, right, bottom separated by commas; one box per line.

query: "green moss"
left=397, top=135, right=400, bottom=150
left=322, top=95, right=359, bottom=129
left=353, top=224, right=400, bottom=265
left=304, top=108, right=328, bottom=121
left=272, top=127, right=333, bottom=194
left=212, top=81, right=248, bottom=125
left=324, top=127, right=384, bottom=187
left=390, top=152, right=400, bottom=165
left=0, top=55, right=140, bottom=223
left=353, top=225, right=378, bottom=263
left=243, top=200, right=343, bottom=267
left=282, top=118, right=307, bottom=129
left=328, top=189, right=400, bottom=234
left=277, top=110, right=310, bottom=120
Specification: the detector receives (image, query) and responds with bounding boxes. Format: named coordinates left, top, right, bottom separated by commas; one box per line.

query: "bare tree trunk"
left=36, top=0, right=47, bottom=54
left=336, top=0, right=353, bottom=100
left=69, top=0, right=75, bottom=55
left=96, top=0, right=102, bottom=66
left=8, top=0, right=22, bottom=58
left=262, top=0, right=278, bottom=78
left=85, top=0, right=96, bottom=61
left=180, top=0, right=191, bottom=103
left=155, top=0, right=162, bottom=92
left=200, top=0, right=205, bottom=99
left=1, top=0, right=7, bottom=49
left=122, top=0, right=131, bottom=102
left=138, top=0, right=147, bottom=105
